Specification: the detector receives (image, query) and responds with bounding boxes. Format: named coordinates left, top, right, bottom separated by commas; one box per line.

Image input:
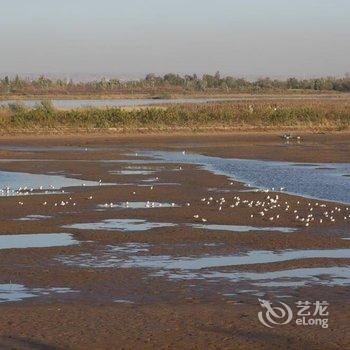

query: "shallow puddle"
left=0, top=284, right=76, bottom=303
left=58, top=246, right=350, bottom=271
left=137, top=182, right=180, bottom=187
left=64, top=219, right=176, bottom=232
left=0, top=145, right=96, bottom=152
left=0, top=233, right=79, bottom=249
left=97, top=202, right=178, bottom=209
left=208, top=188, right=232, bottom=193
left=64, top=219, right=292, bottom=233
left=162, top=266, right=350, bottom=287
left=114, top=299, right=135, bottom=304
left=16, top=215, right=52, bottom=221
left=110, top=169, right=155, bottom=176
left=0, top=170, right=108, bottom=196
left=110, top=243, right=150, bottom=253
left=190, top=224, right=297, bottom=233
left=142, top=151, right=350, bottom=204
left=121, top=249, right=350, bottom=270
left=140, top=178, right=159, bottom=183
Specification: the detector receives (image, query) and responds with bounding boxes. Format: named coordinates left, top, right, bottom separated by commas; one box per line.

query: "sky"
left=0, top=0, right=349, bottom=79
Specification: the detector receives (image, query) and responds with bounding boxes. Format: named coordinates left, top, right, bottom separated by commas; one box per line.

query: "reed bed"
left=0, top=99, right=349, bottom=133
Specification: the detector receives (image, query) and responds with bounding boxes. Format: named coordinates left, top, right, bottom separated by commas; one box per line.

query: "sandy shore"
left=0, top=132, right=349, bottom=349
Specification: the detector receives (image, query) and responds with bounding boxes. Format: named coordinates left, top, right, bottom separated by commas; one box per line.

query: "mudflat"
left=0, top=132, right=349, bottom=350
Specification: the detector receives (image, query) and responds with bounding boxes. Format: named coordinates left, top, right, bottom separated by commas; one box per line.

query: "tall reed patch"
left=0, top=99, right=349, bottom=132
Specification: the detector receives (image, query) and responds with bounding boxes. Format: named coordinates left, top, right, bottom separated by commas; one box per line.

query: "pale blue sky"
left=1, top=0, right=349, bottom=78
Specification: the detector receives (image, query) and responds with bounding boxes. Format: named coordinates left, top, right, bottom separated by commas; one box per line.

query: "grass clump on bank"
left=0, top=100, right=349, bottom=133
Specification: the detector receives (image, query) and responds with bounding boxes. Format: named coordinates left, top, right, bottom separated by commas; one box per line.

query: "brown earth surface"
left=0, top=132, right=349, bottom=349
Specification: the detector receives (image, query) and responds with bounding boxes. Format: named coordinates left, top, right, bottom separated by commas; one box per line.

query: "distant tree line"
left=1, top=72, right=350, bottom=95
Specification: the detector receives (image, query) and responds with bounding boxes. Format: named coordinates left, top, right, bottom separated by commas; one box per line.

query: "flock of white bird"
left=2, top=154, right=349, bottom=231
left=192, top=190, right=350, bottom=228
left=10, top=180, right=349, bottom=231
left=0, top=185, right=58, bottom=197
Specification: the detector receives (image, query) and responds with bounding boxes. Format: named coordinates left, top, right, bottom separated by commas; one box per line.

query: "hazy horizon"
left=1, top=0, right=349, bottom=78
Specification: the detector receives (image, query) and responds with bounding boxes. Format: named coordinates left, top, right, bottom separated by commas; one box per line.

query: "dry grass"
left=0, top=99, right=349, bottom=134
